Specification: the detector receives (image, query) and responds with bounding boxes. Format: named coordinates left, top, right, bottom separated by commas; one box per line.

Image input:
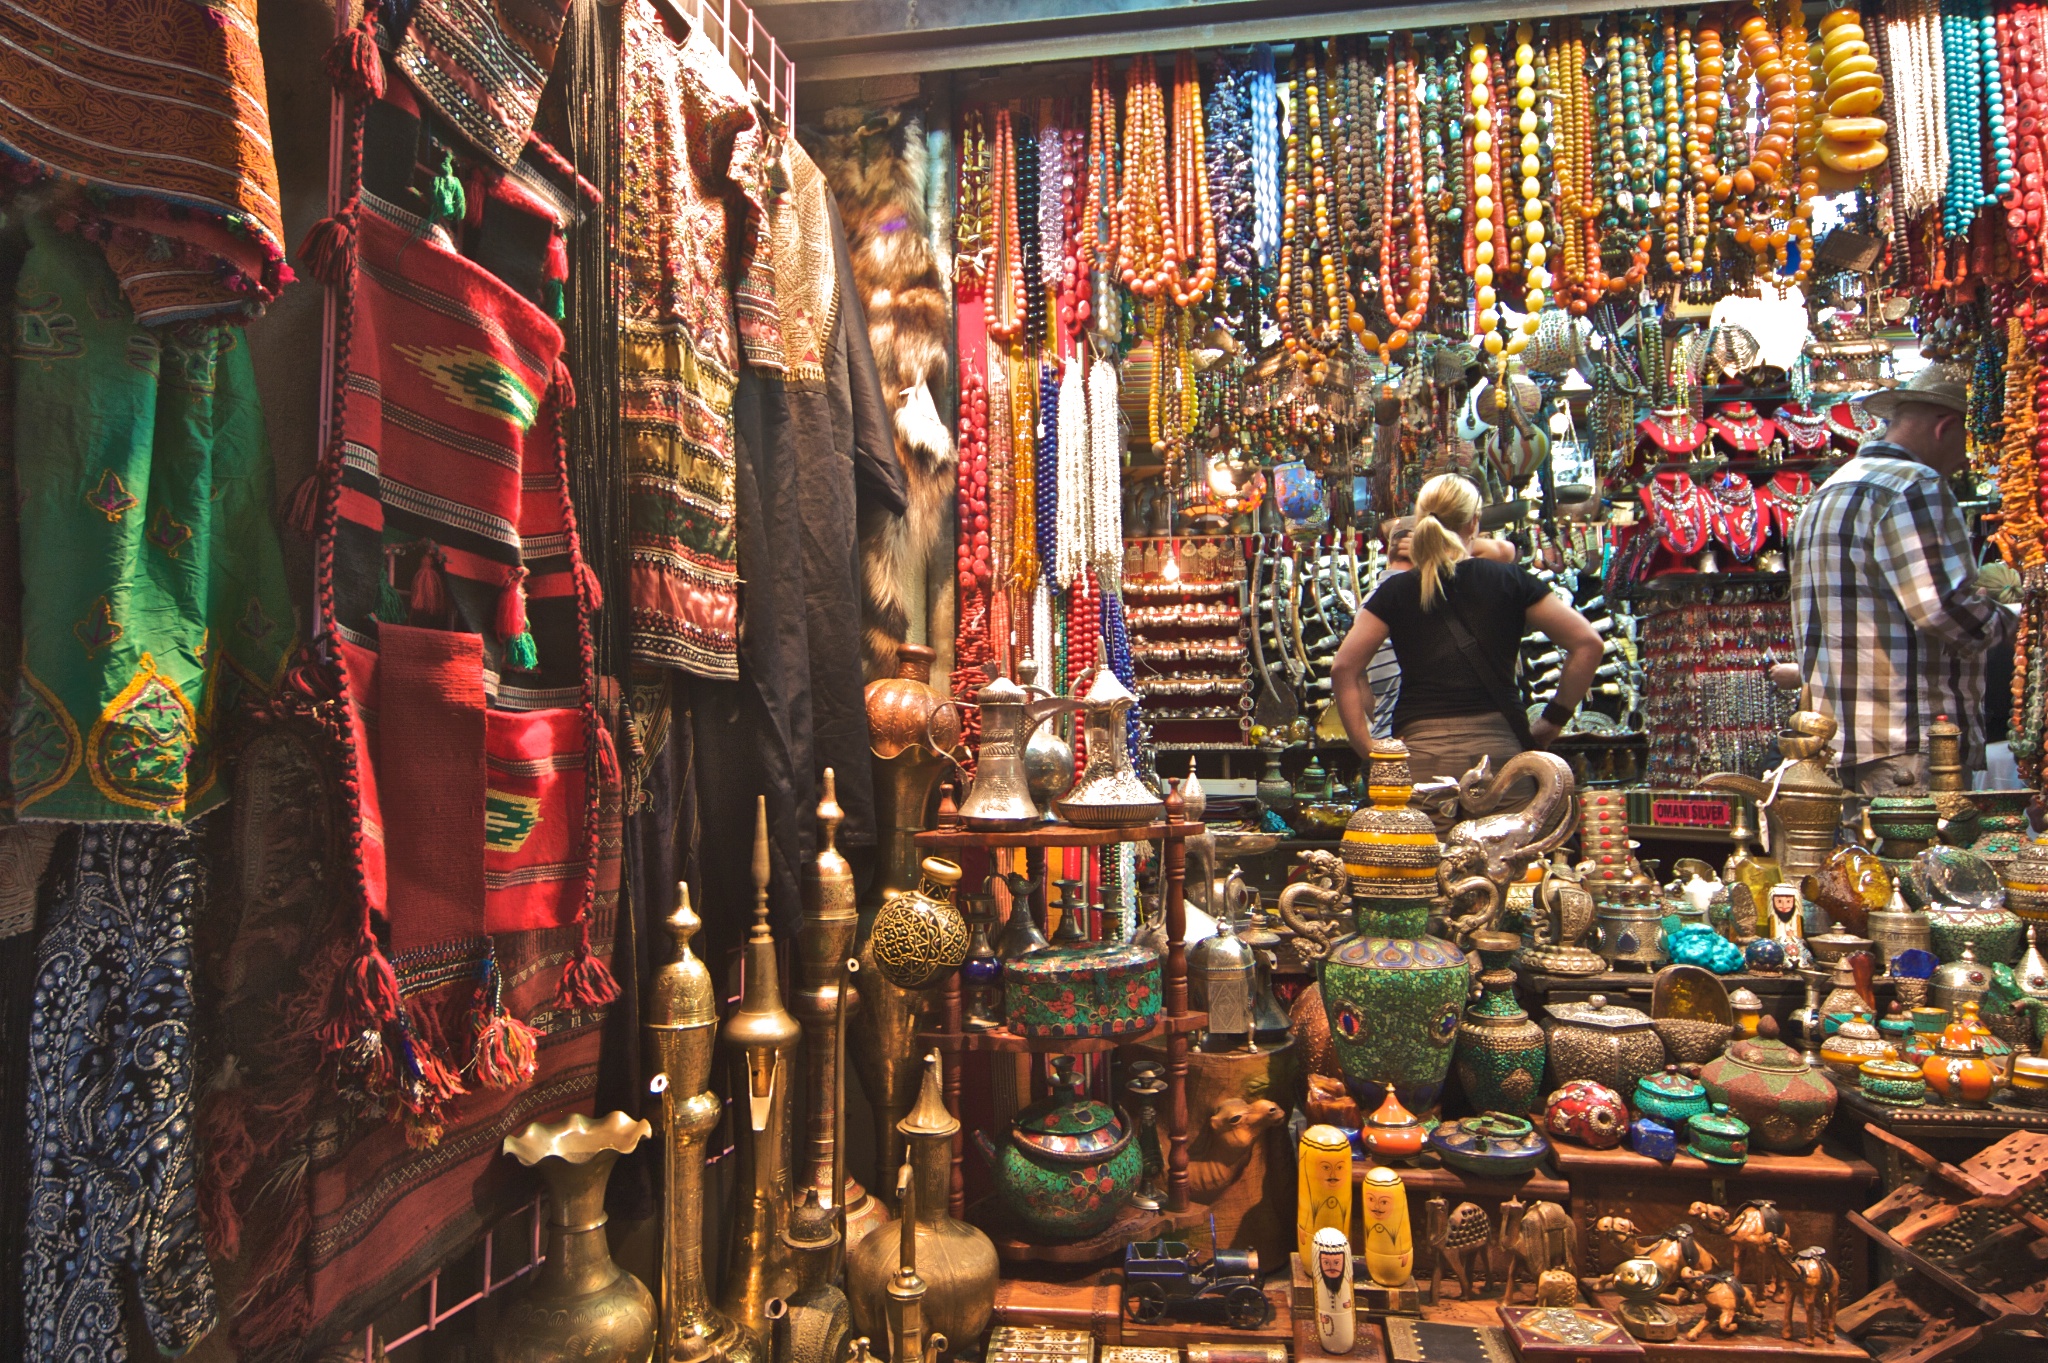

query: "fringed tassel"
left=575, top=559, right=604, bottom=613
left=552, top=935, right=619, bottom=1011
left=498, top=567, right=538, bottom=670
left=296, top=212, right=356, bottom=288
left=322, top=0, right=386, bottom=103
left=428, top=150, right=466, bottom=230
left=323, top=931, right=401, bottom=1052
left=197, top=1086, right=256, bottom=1262
left=543, top=230, right=569, bottom=320
left=409, top=546, right=448, bottom=622
left=284, top=472, right=322, bottom=537
left=595, top=722, right=621, bottom=788
left=551, top=357, right=577, bottom=409
left=468, top=948, right=539, bottom=1090
left=392, top=1009, right=465, bottom=1150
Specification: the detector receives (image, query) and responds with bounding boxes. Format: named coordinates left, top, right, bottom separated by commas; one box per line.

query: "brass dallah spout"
left=719, top=797, right=802, bottom=1345
left=645, top=885, right=756, bottom=1363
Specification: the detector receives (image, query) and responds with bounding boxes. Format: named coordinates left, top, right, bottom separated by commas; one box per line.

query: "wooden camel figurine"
left=1186, top=1097, right=1285, bottom=1203
left=1498, top=1196, right=1577, bottom=1304
left=1761, top=1237, right=1839, bottom=1343
left=1592, top=1216, right=1716, bottom=1302
left=1679, top=1269, right=1764, bottom=1339
left=1689, top=1199, right=1789, bottom=1300
left=1424, top=1198, right=1493, bottom=1301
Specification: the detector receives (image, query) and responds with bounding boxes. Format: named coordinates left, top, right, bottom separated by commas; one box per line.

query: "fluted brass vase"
left=491, top=1112, right=657, bottom=1363
left=847, top=1054, right=997, bottom=1358
left=646, top=888, right=756, bottom=1363
left=719, top=798, right=802, bottom=1343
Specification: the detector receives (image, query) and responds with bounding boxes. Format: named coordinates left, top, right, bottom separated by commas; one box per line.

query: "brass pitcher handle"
left=925, top=699, right=972, bottom=755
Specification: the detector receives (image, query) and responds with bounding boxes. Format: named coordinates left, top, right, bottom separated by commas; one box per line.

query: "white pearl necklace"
left=1053, top=352, right=1126, bottom=591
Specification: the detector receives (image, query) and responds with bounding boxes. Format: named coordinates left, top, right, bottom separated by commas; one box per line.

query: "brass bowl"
left=1651, top=1017, right=1737, bottom=1064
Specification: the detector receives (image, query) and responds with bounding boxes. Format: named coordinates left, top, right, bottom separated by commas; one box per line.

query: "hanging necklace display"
left=1824, top=399, right=1882, bottom=450
left=1167, top=50, right=1218, bottom=309
left=1637, top=408, right=1710, bottom=459
left=1758, top=469, right=1816, bottom=540
left=1644, top=471, right=1713, bottom=558
left=1707, top=470, right=1766, bottom=563
left=1375, top=37, right=1432, bottom=358
left=1335, top=37, right=1380, bottom=329
left=1775, top=401, right=1831, bottom=454
left=1706, top=400, right=1777, bottom=455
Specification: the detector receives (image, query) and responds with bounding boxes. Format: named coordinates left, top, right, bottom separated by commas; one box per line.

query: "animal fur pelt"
left=805, top=106, right=955, bottom=682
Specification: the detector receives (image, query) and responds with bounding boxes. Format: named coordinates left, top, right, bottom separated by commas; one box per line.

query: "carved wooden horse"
left=1689, top=1200, right=1788, bottom=1299
left=1499, top=1197, right=1578, bottom=1304
left=1762, top=1237, right=1839, bottom=1343
left=1592, top=1216, right=1716, bottom=1301
left=1679, top=1269, right=1763, bottom=1339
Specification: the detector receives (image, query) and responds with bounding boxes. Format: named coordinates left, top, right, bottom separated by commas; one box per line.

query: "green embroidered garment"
left=8, top=217, right=294, bottom=822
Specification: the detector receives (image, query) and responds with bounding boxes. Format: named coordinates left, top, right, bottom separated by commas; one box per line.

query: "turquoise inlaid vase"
left=1455, top=931, right=1548, bottom=1114
left=1280, top=741, right=1472, bottom=1115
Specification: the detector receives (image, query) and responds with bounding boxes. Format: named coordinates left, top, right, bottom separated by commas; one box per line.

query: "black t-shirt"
left=1364, top=557, right=1550, bottom=729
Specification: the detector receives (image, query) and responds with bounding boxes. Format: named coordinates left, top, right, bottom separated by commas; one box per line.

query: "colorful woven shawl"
left=616, top=0, right=774, bottom=679
left=8, top=215, right=294, bottom=824
left=0, top=0, right=288, bottom=322
left=395, top=0, right=574, bottom=173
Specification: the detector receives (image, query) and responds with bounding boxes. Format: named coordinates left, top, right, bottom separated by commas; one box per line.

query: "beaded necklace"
left=1209, top=55, right=1258, bottom=288
left=1009, top=349, right=1038, bottom=590
left=1119, top=58, right=1172, bottom=297
left=1086, top=61, right=1122, bottom=334
left=1472, top=27, right=1504, bottom=356
left=1687, top=18, right=1725, bottom=275
left=989, top=111, right=1024, bottom=346
left=1168, top=52, right=1218, bottom=308
left=1035, top=361, right=1060, bottom=580
left=1509, top=23, right=1545, bottom=346
left=1252, top=45, right=1282, bottom=272
left=1942, top=0, right=1985, bottom=237
left=1278, top=42, right=1355, bottom=376
left=958, top=112, right=991, bottom=293
left=1550, top=25, right=1587, bottom=307
left=1659, top=17, right=1686, bottom=277
left=1018, top=126, right=1047, bottom=349
left=1377, top=39, right=1432, bottom=357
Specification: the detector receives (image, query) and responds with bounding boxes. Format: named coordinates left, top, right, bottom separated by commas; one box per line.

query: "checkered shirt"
left=1789, top=443, right=2012, bottom=771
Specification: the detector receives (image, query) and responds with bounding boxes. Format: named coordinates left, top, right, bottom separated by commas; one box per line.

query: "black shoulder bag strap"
left=1438, top=586, right=1536, bottom=749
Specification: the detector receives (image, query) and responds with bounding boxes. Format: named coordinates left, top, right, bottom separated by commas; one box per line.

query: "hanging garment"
left=9, top=215, right=295, bottom=824
left=615, top=0, right=771, bottom=679
left=0, top=0, right=287, bottom=322
left=319, top=191, right=612, bottom=1139
left=23, top=824, right=216, bottom=1363
left=395, top=0, right=576, bottom=172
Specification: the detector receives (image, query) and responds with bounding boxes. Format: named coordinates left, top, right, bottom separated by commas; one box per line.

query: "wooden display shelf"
left=1550, top=1141, right=1876, bottom=1185
left=1355, top=1157, right=1571, bottom=1204
left=916, top=820, right=1201, bottom=849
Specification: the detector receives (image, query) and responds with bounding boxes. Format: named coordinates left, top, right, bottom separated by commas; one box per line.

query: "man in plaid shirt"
left=1790, top=366, right=2014, bottom=795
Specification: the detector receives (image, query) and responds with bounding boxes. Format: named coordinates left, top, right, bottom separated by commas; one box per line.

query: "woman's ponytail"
left=1410, top=473, right=1484, bottom=611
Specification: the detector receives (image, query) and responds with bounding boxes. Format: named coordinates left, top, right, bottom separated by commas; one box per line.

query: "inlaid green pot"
left=971, top=1056, right=1139, bottom=1238
left=1455, top=931, right=1547, bottom=1114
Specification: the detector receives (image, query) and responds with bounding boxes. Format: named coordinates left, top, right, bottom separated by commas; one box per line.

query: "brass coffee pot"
left=1702, top=686, right=1849, bottom=886
left=1052, top=668, right=1164, bottom=828
left=935, top=672, right=1081, bottom=830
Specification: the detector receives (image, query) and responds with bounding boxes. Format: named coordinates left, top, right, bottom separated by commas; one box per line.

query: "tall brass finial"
left=753, top=795, right=773, bottom=933
left=721, top=796, right=802, bottom=1341
left=820, top=767, right=844, bottom=854
left=899, top=1051, right=959, bottom=1141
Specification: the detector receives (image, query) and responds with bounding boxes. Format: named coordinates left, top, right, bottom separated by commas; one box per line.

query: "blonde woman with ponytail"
left=1333, top=474, right=1602, bottom=800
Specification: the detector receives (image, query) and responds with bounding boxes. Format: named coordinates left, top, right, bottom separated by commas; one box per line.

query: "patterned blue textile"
left=23, top=825, right=215, bottom=1362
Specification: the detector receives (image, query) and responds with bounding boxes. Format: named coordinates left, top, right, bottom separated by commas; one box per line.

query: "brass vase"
left=646, top=888, right=757, bottom=1363
left=491, top=1112, right=657, bottom=1363
left=1702, top=688, right=1849, bottom=886
left=794, top=768, right=870, bottom=1274
left=847, top=1054, right=998, bottom=1359
left=720, top=799, right=802, bottom=1344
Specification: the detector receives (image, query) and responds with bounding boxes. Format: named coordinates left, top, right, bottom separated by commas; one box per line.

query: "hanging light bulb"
left=1160, top=539, right=1182, bottom=582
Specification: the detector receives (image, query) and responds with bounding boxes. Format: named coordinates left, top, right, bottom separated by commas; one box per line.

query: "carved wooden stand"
left=1836, top=1127, right=2048, bottom=1363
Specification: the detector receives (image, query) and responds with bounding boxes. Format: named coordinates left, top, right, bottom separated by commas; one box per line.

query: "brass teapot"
left=1702, top=685, right=1848, bottom=886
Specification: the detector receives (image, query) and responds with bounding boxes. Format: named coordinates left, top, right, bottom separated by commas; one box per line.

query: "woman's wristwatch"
left=1540, top=700, right=1575, bottom=729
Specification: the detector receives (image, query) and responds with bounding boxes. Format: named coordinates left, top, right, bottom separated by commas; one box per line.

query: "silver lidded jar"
left=1543, top=994, right=1668, bottom=1096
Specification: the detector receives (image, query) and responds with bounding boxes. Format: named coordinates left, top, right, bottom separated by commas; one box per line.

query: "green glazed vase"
left=1455, top=931, right=1547, bottom=1115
